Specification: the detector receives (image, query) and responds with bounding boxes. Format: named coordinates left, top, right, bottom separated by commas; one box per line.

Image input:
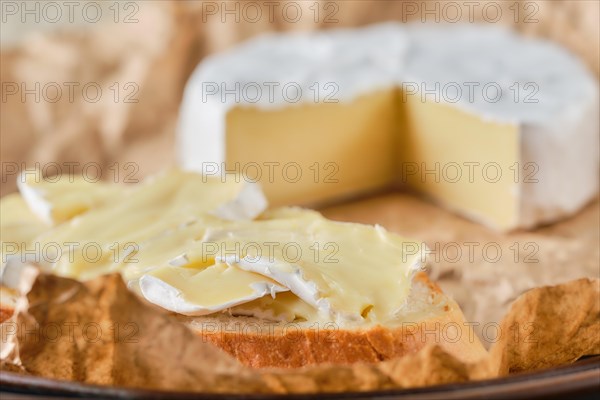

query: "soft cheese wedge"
left=223, top=88, right=399, bottom=206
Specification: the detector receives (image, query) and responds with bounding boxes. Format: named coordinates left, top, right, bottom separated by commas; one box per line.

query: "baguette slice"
left=0, top=273, right=486, bottom=368
left=179, top=273, right=487, bottom=368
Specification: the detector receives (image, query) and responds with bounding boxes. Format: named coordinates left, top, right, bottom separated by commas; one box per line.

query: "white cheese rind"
left=211, top=181, right=268, bottom=221
left=138, top=272, right=288, bottom=316
left=0, top=255, right=35, bottom=290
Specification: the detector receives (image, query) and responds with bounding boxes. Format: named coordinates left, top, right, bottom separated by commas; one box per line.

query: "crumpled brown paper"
left=1, top=272, right=598, bottom=394
left=0, top=271, right=262, bottom=393
left=489, top=277, right=600, bottom=375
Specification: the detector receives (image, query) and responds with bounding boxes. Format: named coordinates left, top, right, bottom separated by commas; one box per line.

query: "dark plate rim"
left=1, top=356, right=599, bottom=399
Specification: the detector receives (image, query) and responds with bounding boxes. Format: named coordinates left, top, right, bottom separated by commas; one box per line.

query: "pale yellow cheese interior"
left=0, top=194, right=47, bottom=251
left=145, top=263, right=286, bottom=310
left=28, top=169, right=256, bottom=280
left=225, top=89, right=520, bottom=229
left=226, top=89, right=398, bottom=205
left=1, top=169, right=425, bottom=324
left=183, top=208, right=425, bottom=322
left=399, top=95, right=520, bottom=229
left=18, top=173, right=122, bottom=224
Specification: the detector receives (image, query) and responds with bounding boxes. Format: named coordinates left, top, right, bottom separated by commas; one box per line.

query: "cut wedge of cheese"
left=398, top=98, right=521, bottom=228
left=178, top=23, right=599, bottom=231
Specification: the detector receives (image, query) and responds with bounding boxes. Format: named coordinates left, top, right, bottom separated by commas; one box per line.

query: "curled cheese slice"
left=184, top=209, right=427, bottom=322
left=138, top=263, right=288, bottom=316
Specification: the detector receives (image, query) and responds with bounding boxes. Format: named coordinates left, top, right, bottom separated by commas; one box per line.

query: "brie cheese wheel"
left=178, top=23, right=599, bottom=231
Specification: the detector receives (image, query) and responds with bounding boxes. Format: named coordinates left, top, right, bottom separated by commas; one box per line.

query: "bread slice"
left=0, top=273, right=486, bottom=368
left=178, top=273, right=487, bottom=368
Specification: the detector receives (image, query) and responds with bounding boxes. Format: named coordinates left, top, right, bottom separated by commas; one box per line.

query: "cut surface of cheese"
left=225, top=89, right=398, bottom=205
left=398, top=97, right=521, bottom=229
left=178, top=23, right=599, bottom=231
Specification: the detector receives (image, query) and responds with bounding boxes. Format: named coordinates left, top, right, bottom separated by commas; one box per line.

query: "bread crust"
left=186, top=273, right=487, bottom=368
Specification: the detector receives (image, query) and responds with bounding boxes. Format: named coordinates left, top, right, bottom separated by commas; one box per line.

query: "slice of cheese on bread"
left=0, top=169, right=486, bottom=367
